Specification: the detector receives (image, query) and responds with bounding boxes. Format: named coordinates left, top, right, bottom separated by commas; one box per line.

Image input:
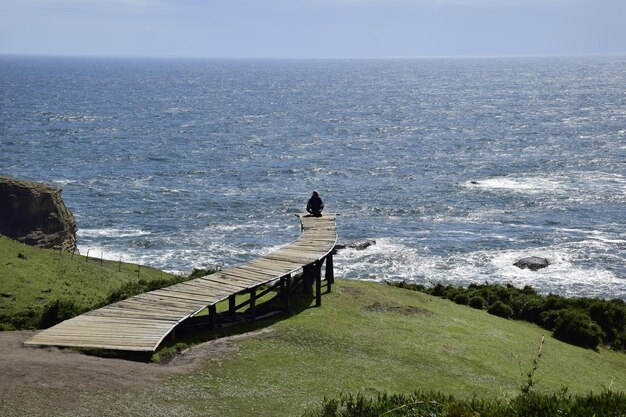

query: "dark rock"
left=334, top=239, right=376, bottom=253
left=513, top=256, right=550, bottom=271
left=0, top=176, right=77, bottom=252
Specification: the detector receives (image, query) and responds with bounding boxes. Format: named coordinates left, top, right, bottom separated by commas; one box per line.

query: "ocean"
left=1, top=55, right=624, bottom=300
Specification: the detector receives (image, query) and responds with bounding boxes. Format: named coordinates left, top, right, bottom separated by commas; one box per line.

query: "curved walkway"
left=24, top=214, right=337, bottom=352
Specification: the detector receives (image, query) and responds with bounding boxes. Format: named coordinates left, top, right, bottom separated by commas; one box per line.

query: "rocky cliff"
left=0, top=176, right=77, bottom=252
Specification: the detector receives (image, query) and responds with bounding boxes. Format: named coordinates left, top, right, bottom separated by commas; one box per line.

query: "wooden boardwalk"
left=24, top=214, right=337, bottom=352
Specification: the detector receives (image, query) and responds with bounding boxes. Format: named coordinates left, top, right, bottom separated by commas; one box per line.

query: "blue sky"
left=1, top=0, right=624, bottom=58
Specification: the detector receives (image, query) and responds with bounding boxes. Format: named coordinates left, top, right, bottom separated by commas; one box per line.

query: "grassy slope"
left=1, top=236, right=624, bottom=416
left=163, top=280, right=626, bottom=417
left=0, top=235, right=178, bottom=328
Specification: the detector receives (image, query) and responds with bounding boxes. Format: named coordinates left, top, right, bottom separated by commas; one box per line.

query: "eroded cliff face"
left=0, top=176, right=77, bottom=252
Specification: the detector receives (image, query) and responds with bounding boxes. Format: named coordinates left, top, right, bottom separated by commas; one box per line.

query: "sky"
left=0, top=0, right=624, bottom=58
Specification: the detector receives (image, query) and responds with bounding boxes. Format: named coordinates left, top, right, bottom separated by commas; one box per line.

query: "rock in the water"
left=334, top=239, right=376, bottom=253
left=0, top=176, right=77, bottom=252
left=513, top=256, right=550, bottom=271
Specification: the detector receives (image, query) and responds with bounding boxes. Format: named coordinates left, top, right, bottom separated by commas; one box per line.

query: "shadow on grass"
left=156, top=289, right=318, bottom=362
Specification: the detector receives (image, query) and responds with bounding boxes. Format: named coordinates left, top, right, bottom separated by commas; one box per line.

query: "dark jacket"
left=307, top=196, right=324, bottom=213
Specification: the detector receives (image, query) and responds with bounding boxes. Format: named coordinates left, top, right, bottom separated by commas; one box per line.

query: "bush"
left=487, top=301, right=513, bottom=319
left=552, top=309, right=605, bottom=349
left=468, top=296, right=485, bottom=310
left=430, top=283, right=447, bottom=297
left=453, top=293, right=469, bottom=305
left=389, top=281, right=626, bottom=351
left=39, top=299, right=87, bottom=329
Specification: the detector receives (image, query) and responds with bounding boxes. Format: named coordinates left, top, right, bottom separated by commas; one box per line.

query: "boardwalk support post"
left=315, top=260, right=322, bottom=307
left=303, top=264, right=314, bottom=294
left=250, top=287, right=257, bottom=323
left=228, top=294, right=236, bottom=315
left=325, top=253, right=334, bottom=292
left=284, top=275, right=292, bottom=314
left=208, top=304, right=217, bottom=330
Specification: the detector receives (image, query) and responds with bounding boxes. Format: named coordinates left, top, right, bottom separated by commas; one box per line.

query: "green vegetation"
left=1, top=236, right=624, bottom=416
left=0, top=235, right=197, bottom=330
left=305, top=390, right=626, bottom=417
left=155, top=280, right=625, bottom=417
left=392, top=281, right=626, bottom=350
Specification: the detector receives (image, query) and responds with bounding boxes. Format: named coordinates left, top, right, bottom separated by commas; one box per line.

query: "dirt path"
left=0, top=329, right=272, bottom=417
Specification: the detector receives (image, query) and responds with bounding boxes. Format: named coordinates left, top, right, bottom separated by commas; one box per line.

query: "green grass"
left=1, top=235, right=624, bottom=416
left=0, top=235, right=181, bottom=329
left=158, top=280, right=626, bottom=417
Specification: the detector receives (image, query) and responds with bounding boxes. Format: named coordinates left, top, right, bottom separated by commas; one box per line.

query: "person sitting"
left=306, top=191, right=324, bottom=217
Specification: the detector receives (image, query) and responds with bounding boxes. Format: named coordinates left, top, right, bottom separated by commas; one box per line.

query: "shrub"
left=188, top=267, right=215, bottom=279
left=446, top=288, right=461, bottom=302
left=588, top=299, right=626, bottom=348
left=468, top=296, right=485, bottom=310
left=388, top=281, right=626, bottom=351
left=487, top=301, right=513, bottom=319
left=430, top=283, right=448, bottom=297
left=453, top=293, right=469, bottom=305
left=39, top=299, right=87, bottom=329
left=552, top=309, right=605, bottom=349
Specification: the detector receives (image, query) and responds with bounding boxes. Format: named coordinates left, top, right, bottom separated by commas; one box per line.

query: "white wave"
left=589, top=231, right=626, bottom=244
left=51, top=179, right=78, bottom=186
left=79, top=228, right=151, bottom=238
left=464, top=176, right=562, bottom=194
left=164, top=107, right=192, bottom=114
left=334, top=237, right=625, bottom=299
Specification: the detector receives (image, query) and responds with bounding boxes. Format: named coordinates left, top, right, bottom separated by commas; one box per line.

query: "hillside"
left=0, top=235, right=180, bottom=329
left=1, top=236, right=624, bottom=416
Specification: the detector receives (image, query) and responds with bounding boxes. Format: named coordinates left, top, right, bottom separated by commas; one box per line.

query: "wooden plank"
left=262, top=254, right=320, bottom=265
left=264, top=251, right=321, bottom=263
left=25, top=341, right=156, bottom=350
left=128, top=295, right=204, bottom=309
left=59, top=323, right=173, bottom=331
left=253, top=257, right=303, bottom=270
left=198, top=276, right=251, bottom=291
left=222, top=269, right=273, bottom=283
left=217, top=265, right=279, bottom=281
left=147, top=289, right=217, bottom=303
left=222, top=267, right=275, bottom=281
left=85, top=308, right=185, bottom=320
left=237, top=262, right=293, bottom=276
left=111, top=298, right=196, bottom=314
left=203, top=273, right=262, bottom=287
left=245, top=259, right=297, bottom=274
left=160, top=283, right=227, bottom=299
left=135, top=290, right=210, bottom=308
left=179, top=280, right=239, bottom=293
left=202, top=273, right=261, bottom=286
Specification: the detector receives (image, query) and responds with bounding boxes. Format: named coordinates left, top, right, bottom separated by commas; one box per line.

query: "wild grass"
left=392, top=281, right=626, bottom=350
left=158, top=280, right=626, bottom=417
left=0, top=235, right=194, bottom=329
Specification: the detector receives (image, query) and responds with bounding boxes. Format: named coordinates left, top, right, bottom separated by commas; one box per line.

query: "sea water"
left=1, top=56, right=624, bottom=299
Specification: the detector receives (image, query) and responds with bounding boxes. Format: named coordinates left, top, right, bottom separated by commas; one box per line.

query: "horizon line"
left=2, top=52, right=625, bottom=61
